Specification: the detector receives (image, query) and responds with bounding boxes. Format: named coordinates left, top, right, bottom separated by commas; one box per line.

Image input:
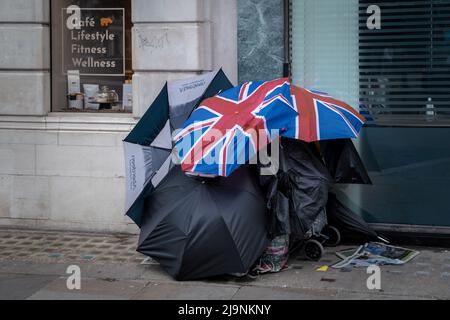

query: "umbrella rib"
left=219, top=216, right=247, bottom=272
left=207, top=192, right=247, bottom=272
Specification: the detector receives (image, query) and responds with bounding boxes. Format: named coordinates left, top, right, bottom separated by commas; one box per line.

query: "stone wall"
left=238, top=0, right=285, bottom=83
left=0, top=0, right=50, bottom=116
left=0, top=0, right=238, bottom=234
left=132, top=0, right=238, bottom=117
left=0, top=114, right=138, bottom=233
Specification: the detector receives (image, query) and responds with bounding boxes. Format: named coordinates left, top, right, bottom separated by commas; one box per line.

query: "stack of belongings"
left=256, top=138, right=379, bottom=273
left=124, top=73, right=382, bottom=280
left=254, top=86, right=381, bottom=273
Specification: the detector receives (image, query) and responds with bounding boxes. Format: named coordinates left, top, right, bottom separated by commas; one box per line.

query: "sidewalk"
left=0, top=228, right=449, bottom=300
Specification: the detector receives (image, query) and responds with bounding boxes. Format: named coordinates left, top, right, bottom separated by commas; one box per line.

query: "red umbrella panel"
left=290, top=86, right=366, bottom=142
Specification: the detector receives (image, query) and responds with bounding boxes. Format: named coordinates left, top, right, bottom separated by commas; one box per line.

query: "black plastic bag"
left=320, top=139, right=372, bottom=185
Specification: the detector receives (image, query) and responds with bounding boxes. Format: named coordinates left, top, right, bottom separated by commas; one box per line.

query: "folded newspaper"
left=332, top=242, right=420, bottom=269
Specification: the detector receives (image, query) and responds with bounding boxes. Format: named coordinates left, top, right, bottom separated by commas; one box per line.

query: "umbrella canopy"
left=137, top=165, right=270, bottom=281
left=123, top=70, right=233, bottom=226
left=174, top=78, right=298, bottom=177
left=290, top=86, right=366, bottom=142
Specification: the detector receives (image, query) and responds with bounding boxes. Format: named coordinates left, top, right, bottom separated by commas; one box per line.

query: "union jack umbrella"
left=174, top=78, right=298, bottom=177
left=290, top=86, right=366, bottom=142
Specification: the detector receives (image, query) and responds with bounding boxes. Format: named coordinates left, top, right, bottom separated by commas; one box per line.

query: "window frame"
left=50, top=0, right=133, bottom=114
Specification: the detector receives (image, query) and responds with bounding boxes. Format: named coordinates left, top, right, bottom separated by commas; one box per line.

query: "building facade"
left=1, top=0, right=449, bottom=234
left=0, top=0, right=239, bottom=233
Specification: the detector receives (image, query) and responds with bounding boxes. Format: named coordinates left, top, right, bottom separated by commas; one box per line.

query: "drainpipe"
left=283, top=0, right=291, bottom=78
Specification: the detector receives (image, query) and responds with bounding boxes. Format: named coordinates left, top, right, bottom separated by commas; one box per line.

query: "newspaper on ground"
left=332, top=242, right=420, bottom=269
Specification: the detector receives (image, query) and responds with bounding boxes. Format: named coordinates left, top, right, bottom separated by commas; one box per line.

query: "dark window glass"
left=359, top=0, right=450, bottom=125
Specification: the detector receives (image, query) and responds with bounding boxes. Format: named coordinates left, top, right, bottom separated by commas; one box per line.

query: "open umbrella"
left=290, top=86, right=366, bottom=142
left=137, top=165, right=269, bottom=281
left=174, top=78, right=297, bottom=177
left=123, top=70, right=233, bottom=226
left=289, top=86, right=371, bottom=183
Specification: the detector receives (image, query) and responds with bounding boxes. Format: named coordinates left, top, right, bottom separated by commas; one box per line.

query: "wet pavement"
left=0, top=228, right=449, bottom=300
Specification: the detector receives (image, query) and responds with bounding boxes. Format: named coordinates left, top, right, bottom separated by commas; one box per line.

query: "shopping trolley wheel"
left=304, top=240, right=324, bottom=261
left=323, top=226, right=341, bottom=247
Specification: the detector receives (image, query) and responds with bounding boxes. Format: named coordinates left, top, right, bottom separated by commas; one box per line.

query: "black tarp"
left=260, top=138, right=333, bottom=238
left=137, top=165, right=269, bottom=281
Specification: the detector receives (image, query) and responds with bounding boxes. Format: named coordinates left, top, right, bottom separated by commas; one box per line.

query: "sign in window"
left=62, top=7, right=125, bottom=76
left=51, top=1, right=132, bottom=113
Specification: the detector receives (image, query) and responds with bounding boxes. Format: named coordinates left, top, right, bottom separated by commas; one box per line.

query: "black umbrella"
left=326, top=193, right=388, bottom=243
left=137, top=165, right=269, bottom=281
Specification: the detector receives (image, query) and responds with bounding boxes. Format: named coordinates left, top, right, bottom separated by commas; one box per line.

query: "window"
left=359, top=0, right=450, bottom=125
left=290, top=0, right=360, bottom=110
left=51, top=0, right=132, bottom=113
left=290, top=0, right=450, bottom=126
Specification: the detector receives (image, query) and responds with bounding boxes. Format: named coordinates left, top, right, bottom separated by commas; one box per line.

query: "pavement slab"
left=135, top=282, right=240, bottom=300
left=0, top=274, right=58, bottom=300
left=28, top=277, right=148, bottom=300
left=231, top=286, right=340, bottom=300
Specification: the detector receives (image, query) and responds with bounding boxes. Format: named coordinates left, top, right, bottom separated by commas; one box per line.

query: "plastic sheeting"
left=260, top=138, right=373, bottom=239
left=260, top=138, right=333, bottom=238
